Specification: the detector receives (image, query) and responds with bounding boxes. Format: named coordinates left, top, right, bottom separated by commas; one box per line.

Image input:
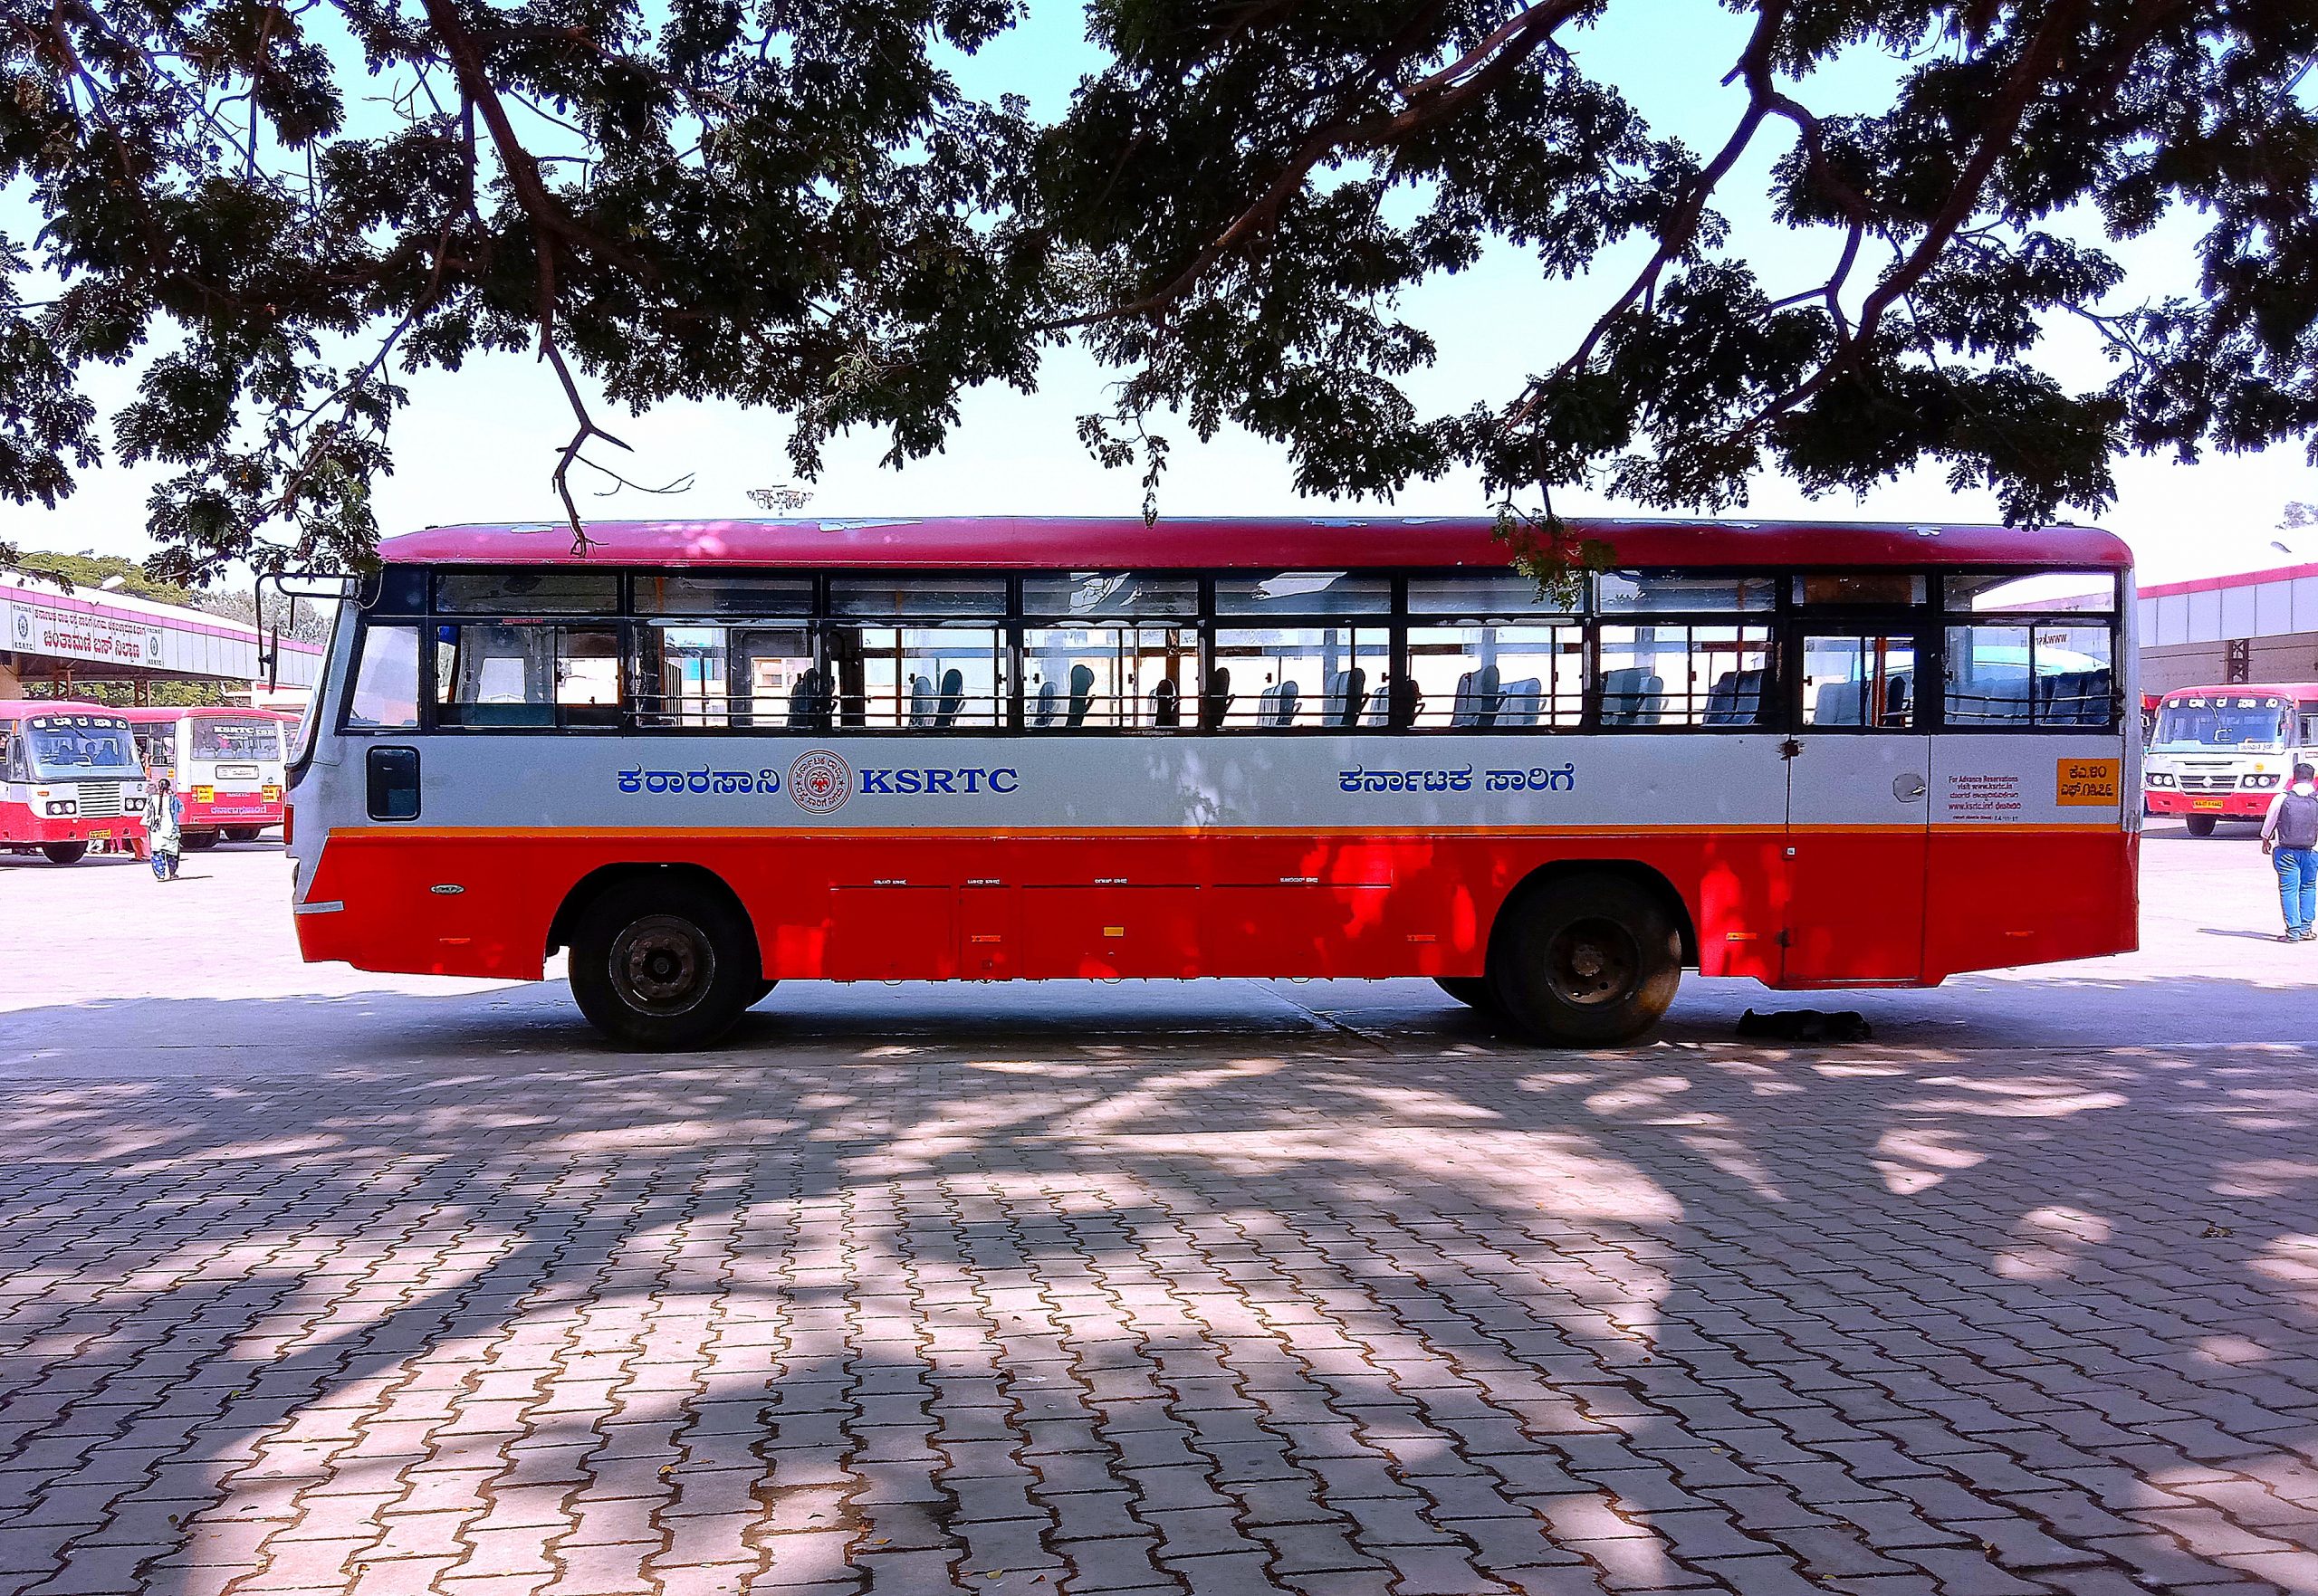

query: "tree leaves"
left=0, top=0, right=2314, bottom=578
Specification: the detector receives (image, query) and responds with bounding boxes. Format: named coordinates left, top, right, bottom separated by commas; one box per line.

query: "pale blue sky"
left=1, top=0, right=2310, bottom=586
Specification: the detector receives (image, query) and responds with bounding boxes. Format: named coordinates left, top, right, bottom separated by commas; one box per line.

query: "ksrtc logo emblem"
left=789, top=750, right=853, bottom=814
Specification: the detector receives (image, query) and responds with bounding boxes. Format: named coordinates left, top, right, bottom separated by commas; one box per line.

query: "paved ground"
left=1, top=827, right=2314, bottom=1596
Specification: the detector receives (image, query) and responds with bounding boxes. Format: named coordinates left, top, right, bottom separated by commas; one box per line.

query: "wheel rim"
left=608, top=913, right=716, bottom=1015
left=1542, top=915, right=1641, bottom=1008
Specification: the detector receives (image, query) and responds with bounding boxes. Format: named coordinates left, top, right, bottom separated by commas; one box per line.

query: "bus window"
left=192, top=717, right=285, bottom=760
left=635, top=624, right=815, bottom=727
left=1598, top=571, right=1776, bottom=613
left=826, top=625, right=1008, bottom=728
left=2300, top=710, right=2318, bottom=749
left=435, top=623, right=622, bottom=728
left=345, top=624, right=421, bottom=730
left=1599, top=624, right=1777, bottom=727
left=1212, top=571, right=1390, bottom=616
left=1022, top=626, right=1201, bottom=729
left=1945, top=570, right=2118, bottom=612
left=633, top=573, right=815, bottom=616
left=1212, top=626, right=1389, bottom=728
left=436, top=569, right=618, bottom=614
left=1945, top=624, right=2113, bottom=727
left=1804, top=633, right=1917, bottom=727
left=1404, top=623, right=1584, bottom=728
left=1020, top=572, right=1198, bottom=618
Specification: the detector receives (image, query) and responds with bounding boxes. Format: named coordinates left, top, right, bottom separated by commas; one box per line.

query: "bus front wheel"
left=42, top=841, right=88, bottom=865
left=2185, top=815, right=2218, bottom=837
left=1489, top=874, right=1681, bottom=1046
left=568, top=881, right=760, bottom=1051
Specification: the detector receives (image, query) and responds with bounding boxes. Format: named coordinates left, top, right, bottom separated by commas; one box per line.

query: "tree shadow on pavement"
left=0, top=978, right=2313, bottom=1596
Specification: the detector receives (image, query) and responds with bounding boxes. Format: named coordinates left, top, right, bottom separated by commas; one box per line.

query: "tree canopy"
left=0, top=0, right=2313, bottom=581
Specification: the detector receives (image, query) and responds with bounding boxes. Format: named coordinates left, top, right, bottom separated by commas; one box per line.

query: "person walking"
left=2260, top=761, right=2318, bottom=941
left=146, top=775, right=183, bottom=884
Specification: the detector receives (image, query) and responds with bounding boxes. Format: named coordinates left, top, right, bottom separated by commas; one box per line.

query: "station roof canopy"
left=2, top=569, right=321, bottom=689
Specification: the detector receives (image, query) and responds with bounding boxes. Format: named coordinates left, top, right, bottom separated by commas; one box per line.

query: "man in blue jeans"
left=2260, top=761, right=2318, bottom=941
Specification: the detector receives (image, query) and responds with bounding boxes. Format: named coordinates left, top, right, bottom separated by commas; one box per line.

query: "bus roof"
left=2159, top=683, right=2318, bottom=702
left=378, top=516, right=2133, bottom=572
left=117, top=704, right=284, bottom=722
left=0, top=700, right=127, bottom=722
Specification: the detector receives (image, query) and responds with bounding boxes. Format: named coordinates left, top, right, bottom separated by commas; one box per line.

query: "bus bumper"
left=3, top=813, right=148, bottom=850
left=2144, top=790, right=2271, bottom=820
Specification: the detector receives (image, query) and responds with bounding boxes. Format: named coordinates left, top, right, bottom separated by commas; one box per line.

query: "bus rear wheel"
left=568, top=880, right=760, bottom=1051
left=182, top=831, right=221, bottom=851
left=224, top=827, right=263, bottom=843
left=1488, top=874, right=1681, bottom=1046
left=2185, top=815, right=2218, bottom=837
left=42, top=841, right=88, bottom=865
left=1433, top=977, right=1498, bottom=1013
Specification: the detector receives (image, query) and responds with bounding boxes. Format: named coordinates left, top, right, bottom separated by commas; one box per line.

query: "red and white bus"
left=2142, top=683, right=2318, bottom=836
left=0, top=701, right=149, bottom=864
left=284, top=517, right=2138, bottom=1048
left=123, top=706, right=292, bottom=847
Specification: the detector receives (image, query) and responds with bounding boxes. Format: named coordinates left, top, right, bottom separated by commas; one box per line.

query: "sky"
left=1, top=1, right=2312, bottom=588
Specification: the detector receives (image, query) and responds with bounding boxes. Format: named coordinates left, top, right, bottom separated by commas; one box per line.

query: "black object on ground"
left=1736, top=1008, right=1874, bottom=1044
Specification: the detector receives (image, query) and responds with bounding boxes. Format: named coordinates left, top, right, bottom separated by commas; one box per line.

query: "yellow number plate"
left=2191, top=798, right=2226, bottom=811
left=2055, top=758, right=2120, bottom=807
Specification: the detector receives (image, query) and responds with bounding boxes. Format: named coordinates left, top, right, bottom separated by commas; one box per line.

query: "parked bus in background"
left=283, top=516, right=2138, bottom=1050
left=2142, top=684, right=2318, bottom=836
left=0, top=701, right=148, bottom=864
left=123, top=706, right=291, bottom=847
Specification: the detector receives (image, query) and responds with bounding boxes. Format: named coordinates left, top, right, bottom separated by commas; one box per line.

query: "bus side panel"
left=295, top=827, right=1798, bottom=985
left=1923, top=828, right=2138, bottom=978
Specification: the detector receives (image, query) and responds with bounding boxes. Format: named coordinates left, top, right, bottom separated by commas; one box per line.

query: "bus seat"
left=1334, top=666, right=1367, bottom=726
left=1257, top=683, right=1281, bottom=725
left=1475, top=664, right=1503, bottom=729
left=1882, top=674, right=1911, bottom=726
left=935, top=668, right=965, bottom=728
left=1703, top=668, right=1765, bottom=725
left=1201, top=667, right=1232, bottom=730
left=1153, top=676, right=1180, bottom=728
left=1365, top=674, right=1394, bottom=726
left=1812, top=679, right=1863, bottom=725
left=1602, top=668, right=1665, bottom=725
left=1451, top=670, right=1480, bottom=726
left=908, top=673, right=934, bottom=727
left=1068, top=664, right=1096, bottom=727
left=1389, top=674, right=1422, bottom=729
left=786, top=669, right=823, bottom=729
left=1032, top=678, right=1058, bottom=727
left=1275, top=680, right=1300, bottom=726
left=1498, top=677, right=1542, bottom=726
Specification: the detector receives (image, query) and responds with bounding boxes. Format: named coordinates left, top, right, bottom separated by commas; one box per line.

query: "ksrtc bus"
left=123, top=706, right=291, bottom=846
left=0, top=701, right=149, bottom=864
left=2142, top=683, right=2318, bottom=836
left=284, top=517, right=2139, bottom=1048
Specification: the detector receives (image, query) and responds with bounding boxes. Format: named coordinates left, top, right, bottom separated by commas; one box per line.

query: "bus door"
left=1783, top=623, right=1931, bottom=982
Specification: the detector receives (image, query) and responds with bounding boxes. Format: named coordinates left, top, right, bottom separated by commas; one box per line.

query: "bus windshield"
left=191, top=717, right=284, bottom=760
left=2153, top=701, right=2289, bottom=750
left=27, top=722, right=141, bottom=778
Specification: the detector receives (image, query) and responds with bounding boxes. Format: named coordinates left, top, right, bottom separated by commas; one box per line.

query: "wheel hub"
left=611, top=914, right=714, bottom=1014
left=1544, top=916, right=1640, bottom=1007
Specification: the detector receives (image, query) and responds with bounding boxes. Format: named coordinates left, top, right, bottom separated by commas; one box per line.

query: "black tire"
left=41, top=841, right=88, bottom=865
left=1433, top=976, right=1497, bottom=1012
left=567, top=879, right=761, bottom=1051
left=182, top=831, right=221, bottom=851
left=1487, top=874, right=1682, bottom=1046
left=224, top=827, right=263, bottom=843
left=2185, top=815, right=2218, bottom=837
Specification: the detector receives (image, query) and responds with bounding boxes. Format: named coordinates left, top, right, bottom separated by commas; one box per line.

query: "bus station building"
left=1, top=569, right=322, bottom=707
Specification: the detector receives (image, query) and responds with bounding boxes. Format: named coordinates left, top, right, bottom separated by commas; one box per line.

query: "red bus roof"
left=0, top=700, right=129, bottom=722
left=378, top=516, right=2132, bottom=572
left=117, top=705, right=285, bottom=722
left=2158, top=683, right=2318, bottom=702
